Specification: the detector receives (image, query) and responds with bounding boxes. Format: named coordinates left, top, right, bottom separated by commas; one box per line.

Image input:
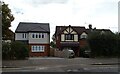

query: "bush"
left=80, top=46, right=91, bottom=58
left=2, top=43, right=11, bottom=60
left=88, top=32, right=118, bottom=57
left=2, top=41, right=29, bottom=60
left=10, top=41, right=29, bottom=60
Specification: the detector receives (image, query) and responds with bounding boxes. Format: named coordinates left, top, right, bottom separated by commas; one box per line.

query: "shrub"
left=10, top=41, right=29, bottom=60
left=88, top=32, right=118, bottom=57
left=80, top=46, right=91, bottom=58
left=2, top=41, right=29, bottom=60
left=2, top=43, right=11, bottom=60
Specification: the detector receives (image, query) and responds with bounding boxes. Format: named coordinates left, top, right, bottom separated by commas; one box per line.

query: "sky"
left=3, top=0, right=119, bottom=41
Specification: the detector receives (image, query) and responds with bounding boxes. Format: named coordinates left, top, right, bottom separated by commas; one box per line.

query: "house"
left=2, top=29, right=15, bottom=43
left=54, top=25, right=88, bottom=57
left=54, top=25, right=112, bottom=57
left=15, top=22, right=50, bottom=57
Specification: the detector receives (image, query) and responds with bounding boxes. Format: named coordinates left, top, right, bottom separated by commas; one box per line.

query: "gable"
left=81, top=32, right=87, bottom=36
left=63, top=27, right=77, bottom=34
left=80, top=32, right=88, bottom=39
left=55, top=25, right=86, bottom=36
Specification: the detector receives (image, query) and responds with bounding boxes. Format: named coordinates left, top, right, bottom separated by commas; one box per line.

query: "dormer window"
left=80, top=32, right=87, bottom=39
left=81, top=35, right=87, bottom=39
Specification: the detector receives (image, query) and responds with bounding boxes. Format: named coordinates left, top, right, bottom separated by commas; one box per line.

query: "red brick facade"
left=54, top=25, right=88, bottom=57
left=79, top=39, right=88, bottom=48
left=29, top=44, right=50, bottom=57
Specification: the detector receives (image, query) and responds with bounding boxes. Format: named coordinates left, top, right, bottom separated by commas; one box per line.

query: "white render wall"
left=61, top=34, right=65, bottom=41
left=74, top=35, right=78, bottom=41
left=28, top=33, right=50, bottom=44
left=15, top=33, right=28, bottom=40
left=15, top=32, right=50, bottom=44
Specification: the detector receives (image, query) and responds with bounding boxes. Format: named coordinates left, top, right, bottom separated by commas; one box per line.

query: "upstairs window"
left=39, top=33, right=41, bottom=38
left=22, top=33, right=24, bottom=38
left=32, top=34, right=35, bottom=38
left=42, top=33, right=44, bottom=38
left=22, top=33, right=26, bottom=38
left=36, top=34, right=38, bottom=38
left=80, top=33, right=87, bottom=39
left=32, top=33, right=45, bottom=38
left=81, top=35, right=87, bottom=39
left=65, top=34, right=74, bottom=40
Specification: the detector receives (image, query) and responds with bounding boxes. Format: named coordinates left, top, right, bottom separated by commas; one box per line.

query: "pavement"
left=2, top=57, right=120, bottom=72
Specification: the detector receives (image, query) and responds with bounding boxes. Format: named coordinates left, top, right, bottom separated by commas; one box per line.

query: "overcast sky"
left=3, top=0, right=119, bottom=41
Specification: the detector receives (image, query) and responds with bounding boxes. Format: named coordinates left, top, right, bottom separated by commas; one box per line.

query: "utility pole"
left=118, top=1, right=120, bottom=33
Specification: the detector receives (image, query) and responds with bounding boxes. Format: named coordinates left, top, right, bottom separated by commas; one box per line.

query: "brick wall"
left=29, top=44, right=50, bottom=57
left=79, top=39, right=88, bottom=48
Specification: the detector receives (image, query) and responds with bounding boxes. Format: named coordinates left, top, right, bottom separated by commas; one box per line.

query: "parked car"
left=68, top=50, right=75, bottom=58
left=83, top=50, right=91, bottom=58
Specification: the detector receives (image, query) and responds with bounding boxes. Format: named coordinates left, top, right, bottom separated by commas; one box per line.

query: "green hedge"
left=2, top=41, right=29, bottom=60
left=88, top=32, right=120, bottom=57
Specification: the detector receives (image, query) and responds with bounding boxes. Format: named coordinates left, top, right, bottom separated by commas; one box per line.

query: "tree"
left=88, top=31, right=117, bottom=57
left=51, top=34, right=56, bottom=48
left=2, top=2, right=14, bottom=40
left=50, top=41, right=56, bottom=48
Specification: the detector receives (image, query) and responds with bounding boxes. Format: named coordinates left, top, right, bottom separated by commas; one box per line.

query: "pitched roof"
left=55, top=25, right=86, bottom=36
left=55, top=25, right=113, bottom=36
left=86, top=28, right=112, bottom=34
left=15, top=22, right=50, bottom=33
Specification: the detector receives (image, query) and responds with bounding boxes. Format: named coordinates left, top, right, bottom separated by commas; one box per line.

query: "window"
left=32, top=33, right=45, bottom=38
left=80, top=32, right=87, bottom=39
left=65, top=34, right=74, bottom=40
left=22, top=33, right=24, bottom=38
left=31, top=45, right=45, bottom=52
left=80, top=35, right=87, bottom=39
left=42, top=33, right=44, bottom=38
left=22, top=33, right=26, bottom=38
left=36, top=34, right=38, bottom=38
left=32, top=34, right=35, bottom=38
left=39, top=33, right=41, bottom=38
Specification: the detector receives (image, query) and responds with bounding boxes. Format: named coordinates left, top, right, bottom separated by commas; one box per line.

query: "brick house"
left=15, top=22, right=50, bottom=57
left=53, top=25, right=112, bottom=57
left=54, top=25, right=88, bottom=57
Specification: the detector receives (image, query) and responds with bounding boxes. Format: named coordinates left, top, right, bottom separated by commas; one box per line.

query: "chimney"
left=89, top=24, right=92, bottom=29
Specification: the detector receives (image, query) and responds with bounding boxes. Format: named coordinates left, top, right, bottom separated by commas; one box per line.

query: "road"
left=2, top=57, right=120, bottom=72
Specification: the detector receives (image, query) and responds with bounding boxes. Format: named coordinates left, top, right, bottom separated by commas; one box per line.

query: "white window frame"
left=80, top=32, right=87, bottom=39
left=80, top=34, right=87, bottom=39
left=31, top=45, right=45, bottom=52
left=39, top=33, right=41, bottom=38
left=32, top=33, right=35, bottom=38
left=22, top=33, right=26, bottom=38
left=31, top=33, right=45, bottom=39
left=42, top=33, right=45, bottom=38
